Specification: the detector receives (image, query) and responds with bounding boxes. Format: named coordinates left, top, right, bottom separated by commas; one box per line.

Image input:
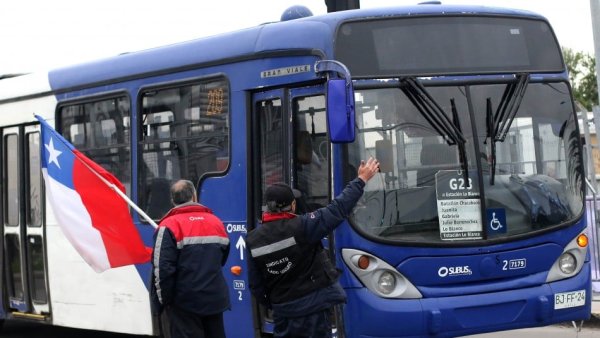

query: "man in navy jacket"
left=151, top=179, right=230, bottom=338
left=247, top=157, right=379, bottom=338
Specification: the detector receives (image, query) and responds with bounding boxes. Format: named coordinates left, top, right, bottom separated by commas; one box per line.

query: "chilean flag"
left=36, top=116, right=151, bottom=272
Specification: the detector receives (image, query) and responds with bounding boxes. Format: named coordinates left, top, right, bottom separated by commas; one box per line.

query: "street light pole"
left=591, top=0, right=600, bottom=105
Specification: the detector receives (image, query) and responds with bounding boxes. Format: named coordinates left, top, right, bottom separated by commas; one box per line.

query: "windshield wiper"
left=400, top=77, right=468, bottom=181
left=451, top=98, right=469, bottom=181
left=486, top=98, right=496, bottom=185
left=494, top=73, right=529, bottom=141
left=485, top=73, right=529, bottom=185
left=400, top=77, right=466, bottom=145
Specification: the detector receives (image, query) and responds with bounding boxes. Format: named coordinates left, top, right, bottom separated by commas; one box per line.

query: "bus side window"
left=58, top=96, right=131, bottom=193
left=139, top=78, right=230, bottom=221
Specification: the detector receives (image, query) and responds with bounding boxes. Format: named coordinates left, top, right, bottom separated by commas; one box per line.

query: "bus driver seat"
left=296, top=131, right=313, bottom=165
left=416, top=143, right=456, bottom=186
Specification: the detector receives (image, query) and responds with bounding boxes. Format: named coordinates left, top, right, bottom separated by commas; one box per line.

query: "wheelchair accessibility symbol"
left=490, top=212, right=502, bottom=230
left=486, top=208, right=506, bottom=233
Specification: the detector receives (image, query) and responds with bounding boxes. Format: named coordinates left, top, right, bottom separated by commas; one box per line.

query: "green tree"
left=563, top=47, right=598, bottom=111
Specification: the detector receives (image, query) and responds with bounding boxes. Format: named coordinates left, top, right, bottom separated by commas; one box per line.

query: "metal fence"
left=581, top=108, right=600, bottom=290
left=586, top=193, right=600, bottom=291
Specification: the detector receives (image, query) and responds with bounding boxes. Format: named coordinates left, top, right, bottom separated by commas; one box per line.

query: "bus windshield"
left=346, top=81, right=584, bottom=243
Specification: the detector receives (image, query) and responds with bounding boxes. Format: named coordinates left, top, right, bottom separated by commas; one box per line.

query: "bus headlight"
left=376, top=271, right=396, bottom=295
left=558, top=253, right=576, bottom=274
left=546, top=231, right=587, bottom=283
left=342, top=248, right=422, bottom=299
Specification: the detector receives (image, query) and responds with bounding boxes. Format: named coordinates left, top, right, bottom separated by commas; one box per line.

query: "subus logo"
left=438, top=265, right=472, bottom=277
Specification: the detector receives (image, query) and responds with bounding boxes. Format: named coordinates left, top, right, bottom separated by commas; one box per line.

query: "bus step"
left=11, top=311, right=48, bottom=320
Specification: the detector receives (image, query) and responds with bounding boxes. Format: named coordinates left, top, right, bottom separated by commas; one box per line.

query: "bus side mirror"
left=315, top=60, right=356, bottom=144
left=327, top=78, right=355, bottom=143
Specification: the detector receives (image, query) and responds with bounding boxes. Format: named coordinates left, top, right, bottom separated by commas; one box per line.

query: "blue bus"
left=0, top=3, right=590, bottom=337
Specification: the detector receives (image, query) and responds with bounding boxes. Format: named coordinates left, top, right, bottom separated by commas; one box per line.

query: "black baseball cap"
left=265, top=183, right=301, bottom=211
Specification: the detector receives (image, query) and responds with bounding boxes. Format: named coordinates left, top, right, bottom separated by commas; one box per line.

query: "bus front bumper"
left=342, top=263, right=591, bottom=338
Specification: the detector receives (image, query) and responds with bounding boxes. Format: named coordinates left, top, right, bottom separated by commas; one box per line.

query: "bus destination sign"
left=435, top=170, right=482, bottom=240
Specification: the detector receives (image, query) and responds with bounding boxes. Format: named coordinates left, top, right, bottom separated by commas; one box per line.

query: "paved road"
left=2, top=320, right=600, bottom=338
left=1, top=320, right=145, bottom=338
left=466, top=323, right=600, bottom=338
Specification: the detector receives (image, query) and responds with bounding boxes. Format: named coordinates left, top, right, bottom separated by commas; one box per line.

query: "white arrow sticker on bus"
left=236, top=236, right=246, bottom=260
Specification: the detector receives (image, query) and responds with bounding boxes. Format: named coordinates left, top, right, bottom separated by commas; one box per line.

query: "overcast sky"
left=0, top=0, right=594, bottom=74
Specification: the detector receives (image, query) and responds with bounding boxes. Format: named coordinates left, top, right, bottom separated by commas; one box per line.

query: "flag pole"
left=105, top=182, right=159, bottom=229
left=78, top=160, right=159, bottom=229
left=75, top=159, right=160, bottom=228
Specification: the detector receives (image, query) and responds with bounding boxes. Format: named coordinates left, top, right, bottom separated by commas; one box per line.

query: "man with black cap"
left=246, top=157, right=380, bottom=338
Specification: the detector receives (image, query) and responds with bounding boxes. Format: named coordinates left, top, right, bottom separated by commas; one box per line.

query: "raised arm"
left=302, top=157, right=380, bottom=243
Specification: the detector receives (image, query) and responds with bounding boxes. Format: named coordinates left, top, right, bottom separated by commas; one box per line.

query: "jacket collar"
left=262, top=212, right=297, bottom=223
left=160, top=202, right=213, bottom=222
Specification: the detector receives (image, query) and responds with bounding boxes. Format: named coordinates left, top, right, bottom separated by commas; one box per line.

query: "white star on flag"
left=45, top=137, right=62, bottom=169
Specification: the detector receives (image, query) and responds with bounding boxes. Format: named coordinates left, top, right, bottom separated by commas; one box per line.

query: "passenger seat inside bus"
left=146, top=178, right=172, bottom=220
left=295, top=131, right=323, bottom=212
left=296, top=130, right=313, bottom=166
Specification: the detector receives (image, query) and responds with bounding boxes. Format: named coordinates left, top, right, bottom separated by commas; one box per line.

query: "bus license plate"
left=554, top=290, right=586, bottom=309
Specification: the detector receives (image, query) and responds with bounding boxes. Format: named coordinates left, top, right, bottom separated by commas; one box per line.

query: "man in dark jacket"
left=246, top=157, right=380, bottom=338
left=151, top=179, right=230, bottom=338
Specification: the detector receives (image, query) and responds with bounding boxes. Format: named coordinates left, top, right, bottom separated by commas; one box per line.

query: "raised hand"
left=357, top=157, right=380, bottom=183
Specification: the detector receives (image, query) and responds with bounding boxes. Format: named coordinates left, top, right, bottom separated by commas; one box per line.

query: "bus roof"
left=1, top=4, right=547, bottom=100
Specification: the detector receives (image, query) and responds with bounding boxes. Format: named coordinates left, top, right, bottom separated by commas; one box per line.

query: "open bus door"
left=251, top=88, right=285, bottom=335
left=251, top=85, right=341, bottom=336
left=1, top=124, right=50, bottom=322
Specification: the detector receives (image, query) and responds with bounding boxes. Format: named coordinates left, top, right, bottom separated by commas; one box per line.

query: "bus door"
left=251, top=85, right=332, bottom=335
left=2, top=125, right=50, bottom=320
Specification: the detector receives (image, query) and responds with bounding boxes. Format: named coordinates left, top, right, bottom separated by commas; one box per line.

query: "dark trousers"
left=273, top=309, right=331, bottom=338
left=165, top=306, right=226, bottom=338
